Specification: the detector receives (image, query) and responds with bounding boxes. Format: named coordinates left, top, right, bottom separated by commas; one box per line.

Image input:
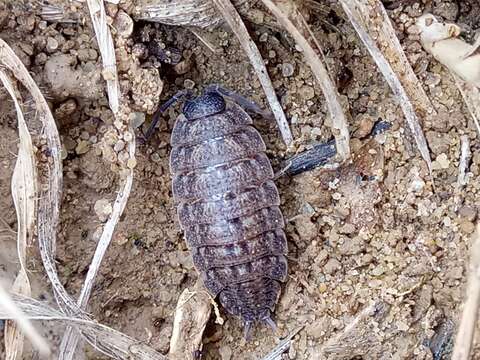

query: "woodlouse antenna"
left=142, top=89, right=192, bottom=142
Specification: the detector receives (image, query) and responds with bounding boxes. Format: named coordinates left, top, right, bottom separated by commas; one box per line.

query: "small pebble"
left=55, top=99, right=77, bottom=118
left=94, top=199, right=113, bottom=222
left=150, top=152, right=161, bottom=163
left=118, top=150, right=129, bottom=163
left=113, top=140, right=125, bottom=152
left=127, top=157, right=137, bottom=169
left=459, top=206, right=477, bottom=222
left=114, top=10, right=134, bottom=38
left=184, top=79, right=195, bottom=89
left=75, top=140, right=90, bottom=155
left=282, top=63, right=295, bottom=77
left=434, top=153, right=450, bottom=169
left=123, top=131, right=133, bottom=142
left=174, top=60, right=191, bottom=75
left=459, top=220, right=475, bottom=234
left=46, top=37, right=59, bottom=53
left=318, top=283, right=327, bottom=293
left=299, top=85, right=315, bottom=100
left=355, top=115, right=374, bottom=138
left=129, top=112, right=145, bottom=129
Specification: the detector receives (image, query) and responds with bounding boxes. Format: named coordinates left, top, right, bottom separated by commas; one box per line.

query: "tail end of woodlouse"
left=243, top=315, right=278, bottom=340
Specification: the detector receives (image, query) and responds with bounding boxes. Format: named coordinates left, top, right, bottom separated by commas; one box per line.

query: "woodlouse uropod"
left=146, top=85, right=288, bottom=338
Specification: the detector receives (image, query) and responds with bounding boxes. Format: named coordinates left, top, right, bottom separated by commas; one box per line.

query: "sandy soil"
left=0, top=0, right=479, bottom=359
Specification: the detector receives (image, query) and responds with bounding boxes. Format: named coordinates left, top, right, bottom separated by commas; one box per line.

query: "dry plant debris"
left=417, top=13, right=480, bottom=137
left=341, top=0, right=435, bottom=116
left=452, top=224, right=480, bottom=360
left=261, top=0, right=350, bottom=160
left=134, top=0, right=251, bottom=28
left=1, top=293, right=166, bottom=360
left=0, top=70, right=39, bottom=360
left=212, top=0, right=293, bottom=146
left=1, top=0, right=480, bottom=359
left=0, top=284, right=50, bottom=357
left=0, top=33, right=161, bottom=360
left=417, top=13, right=480, bottom=88
left=169, top=281, right=212, bottom=360
left=340, top=0, right=433, bottom=177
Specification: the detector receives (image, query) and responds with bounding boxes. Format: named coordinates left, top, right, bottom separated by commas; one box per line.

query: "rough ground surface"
left=0, top=0, right=479, bottom=359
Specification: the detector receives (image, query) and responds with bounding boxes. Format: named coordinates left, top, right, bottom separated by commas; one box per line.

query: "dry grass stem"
left=0, top=284, right=50, bottom=357
left=261, top=0, right=350, bottom=160
left=339, top=0, right=433, bottom=177
left=321, top=301, right=389, bottom=357
left=212, top=0, right=293, bottom=146
left=452, top=224, right=480, bottom=360
left=454, top=77, right=480, bottom=137
left=134, top=0, right=250, bottom=28
left=0, top=36, right=78, bottom=316
left=87, top=0, right=120, bottom=113
left=60, top=0, right=136, bottom=358
left=344, top=0, right=435, bottom=115
left=260, top=326, right=304, bottom=360
left=1, top=293, right=166, bottom=360
left=169, top=281, right=212, bottom=360
left=0, top=70, right=37, bottom=360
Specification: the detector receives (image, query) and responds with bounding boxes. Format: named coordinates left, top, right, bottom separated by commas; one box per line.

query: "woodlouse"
left=148, top=85, right=288, bottom=337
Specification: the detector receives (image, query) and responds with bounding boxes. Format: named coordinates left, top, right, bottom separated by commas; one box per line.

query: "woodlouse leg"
left=263, top=316, right=277, bottom=333
left=141, top=89, right=192, bottom=142
left=205, top=84, right=274, bottom=120
left=243, top=320, right=254, bottom=341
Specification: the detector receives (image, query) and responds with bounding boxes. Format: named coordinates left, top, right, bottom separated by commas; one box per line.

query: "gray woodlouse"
left=147, top=85, right=288, bottom=337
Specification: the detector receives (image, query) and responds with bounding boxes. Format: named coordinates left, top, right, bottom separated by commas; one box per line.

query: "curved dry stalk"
left=260, top=0, right=350, bottom=160
left=0, top=36, right=80, bottom=316
left=212, top=0, right=293, bottom=146
left=452, top=224, right=480, bottom=360
left=1, top=293, right=166, bottom=360
left=0, top=70, right=37, bottom=360
left=339, top=0, right=433, bottom=177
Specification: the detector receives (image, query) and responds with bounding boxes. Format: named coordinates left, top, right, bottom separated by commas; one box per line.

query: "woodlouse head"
left=183, top=91, right=226, bottom=120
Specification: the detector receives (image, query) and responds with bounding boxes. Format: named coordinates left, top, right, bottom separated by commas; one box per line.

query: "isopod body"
left=169, top=88, right=288, bottom=334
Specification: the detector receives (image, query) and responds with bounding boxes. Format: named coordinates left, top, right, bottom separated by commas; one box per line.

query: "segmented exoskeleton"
left=148, top=85, right=288, bottom=337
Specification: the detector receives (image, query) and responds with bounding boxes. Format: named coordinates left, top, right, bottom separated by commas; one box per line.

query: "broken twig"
left=457, top=135, right=471, bottom=188
left=169, top=281, right=212, bottom=360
